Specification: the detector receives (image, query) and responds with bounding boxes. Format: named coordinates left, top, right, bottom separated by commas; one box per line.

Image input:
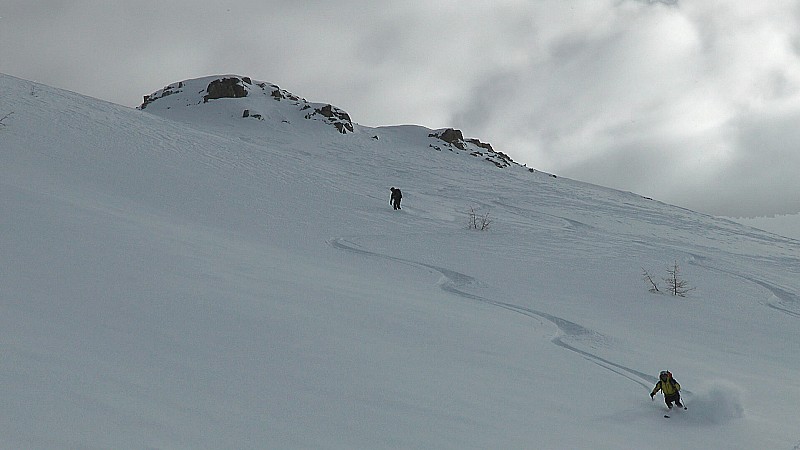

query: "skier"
left=390, top=187, right=402, bottom=210
left=650, top=370, right=684, bottom=409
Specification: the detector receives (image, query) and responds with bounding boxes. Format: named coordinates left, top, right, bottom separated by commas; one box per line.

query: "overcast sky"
left=2, top=0, right=799, bottom=218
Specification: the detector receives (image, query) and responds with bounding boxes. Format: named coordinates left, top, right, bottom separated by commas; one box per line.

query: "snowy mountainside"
left=2, top=72, right=800, bottom=449
left=141, top=74, right=517, bottom=169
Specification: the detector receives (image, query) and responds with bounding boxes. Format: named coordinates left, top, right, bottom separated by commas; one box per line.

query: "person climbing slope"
left=390, top=187, right=402, bottom=210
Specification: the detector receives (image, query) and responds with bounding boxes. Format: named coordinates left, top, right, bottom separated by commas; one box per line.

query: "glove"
left=650, top=393, right=655, bottom=399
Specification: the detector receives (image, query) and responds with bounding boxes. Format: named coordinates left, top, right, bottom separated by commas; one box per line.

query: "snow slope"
left=2, top=73, right=799, bottom=449
left=735, top=214, right=800, bottom=241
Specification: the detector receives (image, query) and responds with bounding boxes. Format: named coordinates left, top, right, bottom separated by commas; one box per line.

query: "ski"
left=664, top=403, right=687, bottom=418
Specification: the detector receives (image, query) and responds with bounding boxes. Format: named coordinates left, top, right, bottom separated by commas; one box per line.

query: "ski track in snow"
left=492, top=199, right=595, bottom=233
left=330, top=237, right=654, bottom=390
left=688, top=255, right=800, bottom=319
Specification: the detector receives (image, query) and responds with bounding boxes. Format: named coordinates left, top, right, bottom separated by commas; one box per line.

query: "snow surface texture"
left=2, top=73, right=799, bottom=449
left=735, top=214, right=800, bottom=241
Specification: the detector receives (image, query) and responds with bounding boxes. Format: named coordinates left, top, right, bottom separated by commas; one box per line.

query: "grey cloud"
left=447, top=2, right=800, bottom=217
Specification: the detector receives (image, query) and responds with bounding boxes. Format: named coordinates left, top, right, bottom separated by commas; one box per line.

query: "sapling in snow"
left=467, top=207, right=492, bottom=231
left=664, top=260, right=695, bottom=297
left=642, top=267, right=660, bottom=293
left=0, top=111, right=12, bottom=127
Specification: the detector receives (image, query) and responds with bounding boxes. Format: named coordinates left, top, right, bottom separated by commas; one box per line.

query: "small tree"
left=467, top=207, right=492, bottom=231
left=664, top=260, right=694, bottom=297
left=642, top=267, right=660, bottom=293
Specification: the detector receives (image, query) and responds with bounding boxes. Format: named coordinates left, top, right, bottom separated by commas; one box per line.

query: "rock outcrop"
left=139, top=75, right=355, bottom=135
left=305, top=104, right=354, bottom=134
left=429, top=128, right=514, bottom=168
left=203, top=77, right=248, bottom=102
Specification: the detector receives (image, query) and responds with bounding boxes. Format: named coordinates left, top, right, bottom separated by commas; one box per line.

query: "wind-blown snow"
left=1, top=73, right=799, bottom=449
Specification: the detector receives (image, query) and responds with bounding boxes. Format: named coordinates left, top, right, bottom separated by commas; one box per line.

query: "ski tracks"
left=688, top=255, right=800, bottom=319
left=329, top=237, right=654, bottom=390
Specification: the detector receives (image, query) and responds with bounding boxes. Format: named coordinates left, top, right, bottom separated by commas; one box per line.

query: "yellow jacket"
left=651, top=378, right=681, bottom=396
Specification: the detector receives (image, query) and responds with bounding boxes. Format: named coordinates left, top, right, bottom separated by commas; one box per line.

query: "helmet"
left=659, top=370, right=670, bottom=380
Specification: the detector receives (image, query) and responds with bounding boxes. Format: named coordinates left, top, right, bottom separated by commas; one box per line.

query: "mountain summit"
left=140, top=75, right=355, bottom=134
left=140, top=74, right=518, bottom=169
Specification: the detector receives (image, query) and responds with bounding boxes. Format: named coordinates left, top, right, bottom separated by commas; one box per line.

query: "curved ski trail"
left=330, top=237, right=654, bottom=390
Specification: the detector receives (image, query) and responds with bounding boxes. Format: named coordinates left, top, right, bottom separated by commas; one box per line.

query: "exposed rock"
left=203, top=77, right=248, bottom=103
left=270, top=88, right=302, bottom=102
left=429, top=128, right=466, bottom=150
left=467, top=138, right=493, bottom=152
left=305, top=104, right=354, bottom=134
left=429, top=128, right=515, bottom=168
left=141, top=81, right=183, bottom=109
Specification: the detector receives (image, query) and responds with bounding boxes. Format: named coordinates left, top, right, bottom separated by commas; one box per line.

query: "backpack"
left=667, top=371, right=678, bottom=385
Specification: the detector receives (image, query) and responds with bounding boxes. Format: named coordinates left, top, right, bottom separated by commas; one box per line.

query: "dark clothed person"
left=390, top=187, right=402, bottom=210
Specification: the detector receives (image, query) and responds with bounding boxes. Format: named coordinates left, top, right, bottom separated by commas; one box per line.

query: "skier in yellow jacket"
left=650, top=370, right=684, bottom=409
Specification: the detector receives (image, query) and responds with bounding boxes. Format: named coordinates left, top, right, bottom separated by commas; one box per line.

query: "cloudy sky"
left=2, top=0, right=799, bottom=219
